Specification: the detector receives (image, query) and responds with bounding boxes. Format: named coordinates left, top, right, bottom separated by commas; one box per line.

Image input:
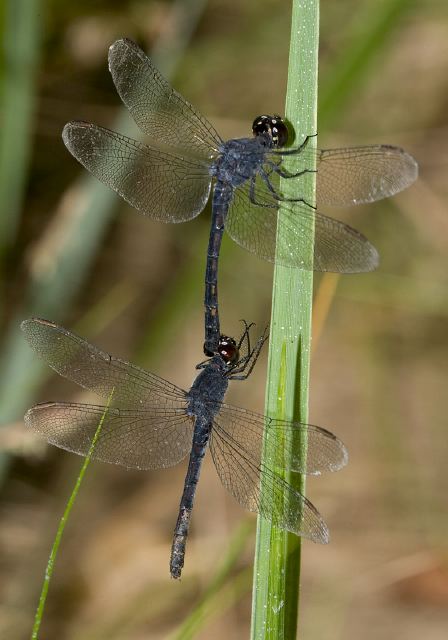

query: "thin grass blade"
left=30, top=389, right=114, bottom=640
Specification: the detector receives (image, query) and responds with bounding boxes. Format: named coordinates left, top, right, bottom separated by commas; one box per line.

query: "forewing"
left=211, top=402, right=348, bottom=474
left=266, top=144, right=418, bottom=207
left=21, top=318, right=188, bottom=410
left=62, top=122, right=212, bottom=222
left=108, top=38, right=222, bottom=158
left=314, top=145, right=418, bottom=206
left=225, top=174, right=379, bottom=272
left=210, top=423, right=329, bottom=543
left=25, top=402, right=193, bottom=470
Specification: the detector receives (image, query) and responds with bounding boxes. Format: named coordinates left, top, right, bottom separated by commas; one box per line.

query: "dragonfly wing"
left=26, top=402, right=193, bottom=470
left=225, top=174, right=379, bottom=272
left=21, top=318, right=188, bottom=409
left=267, top=144, right=418, bottom=207
left=314, top=145, right=418, bottom=206
left=210, top=422, right=329, bottom=543
left=108, top=38, right=223, bottom=159
left=212, top=402, right=348, bottom=474
left=62, top=122, right=212, bottom=222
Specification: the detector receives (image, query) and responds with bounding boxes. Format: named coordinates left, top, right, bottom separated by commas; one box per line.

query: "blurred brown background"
left=0, top=0, right=447, bottom=638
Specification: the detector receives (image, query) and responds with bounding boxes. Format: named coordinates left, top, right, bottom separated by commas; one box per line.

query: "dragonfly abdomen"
left=170, top=418, right=211, bottom=579
left=203, top=185, right=232, bottom=355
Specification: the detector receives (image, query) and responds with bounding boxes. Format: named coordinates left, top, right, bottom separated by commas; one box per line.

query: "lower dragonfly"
left=22, top=318, right=348, bottom=579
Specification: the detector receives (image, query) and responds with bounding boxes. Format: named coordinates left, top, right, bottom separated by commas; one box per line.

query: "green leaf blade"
left=251, top=1, right=319, bottom=638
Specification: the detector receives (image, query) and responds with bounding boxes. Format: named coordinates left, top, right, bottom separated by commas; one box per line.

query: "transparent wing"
left=315, top=145, right=418, bottom=206
left=108, top=38, right=223, bottom=159
left=211, top=402, right=348, bottom=474
left=21, top=318, right=188, bottom=410
left=210, top=422, right=329, bottom=543
left=25, top=402, right=193, bottom=470
left=267, top=144, right=418, bottom=207
left=62, top=122, right=212, bottom=222
left=225, top=173, right=379, bottom=272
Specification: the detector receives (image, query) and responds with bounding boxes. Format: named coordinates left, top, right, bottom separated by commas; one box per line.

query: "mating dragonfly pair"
left=24, top=39, right=417, bottom=578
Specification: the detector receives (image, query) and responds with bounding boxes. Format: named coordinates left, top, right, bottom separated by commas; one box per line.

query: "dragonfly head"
left=217, top=335, right=239, bottom=365
left=252, top=114, right=288, bottom=147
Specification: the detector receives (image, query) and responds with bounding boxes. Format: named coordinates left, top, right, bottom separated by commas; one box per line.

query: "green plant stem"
left=31, top=390, right=114, bottom=640
left=251, top=1, right=319, bottom=639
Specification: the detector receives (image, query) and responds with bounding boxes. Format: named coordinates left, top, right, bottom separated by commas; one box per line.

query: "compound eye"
left=217, top=335, right=239, bottom=363
left=252, top=115, right=270, bottom=137
left=252, top=115, right=288, bottom=147
left=270, top=116, right=288, bottom=147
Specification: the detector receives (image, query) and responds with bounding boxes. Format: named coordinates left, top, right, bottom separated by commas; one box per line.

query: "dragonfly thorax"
left=213, top=137, right=267, bottom=188
left=187, top=359, right=229, bottom=421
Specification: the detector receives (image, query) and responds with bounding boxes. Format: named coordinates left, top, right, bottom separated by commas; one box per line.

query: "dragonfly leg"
left=259, top=168, right=317, bottom=211
left=265, top=159, right=317, bottom=180
left=229, top=326, right=268, bottom=379
left=234, top=319, right=259, bottom=370
left=236, top=319, right=255, bottom=351
left=248, top=176, right=277, bottom=209
left=269, top=132, right=317, bottom=156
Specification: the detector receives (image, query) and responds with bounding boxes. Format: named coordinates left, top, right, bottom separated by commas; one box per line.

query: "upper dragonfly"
left=62, top=38, right=418, bottom=355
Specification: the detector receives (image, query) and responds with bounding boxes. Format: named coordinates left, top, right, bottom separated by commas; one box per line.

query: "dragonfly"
left=62, top=38, right=418, bottom=355
left=22, top=317, right=348, bottom=579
